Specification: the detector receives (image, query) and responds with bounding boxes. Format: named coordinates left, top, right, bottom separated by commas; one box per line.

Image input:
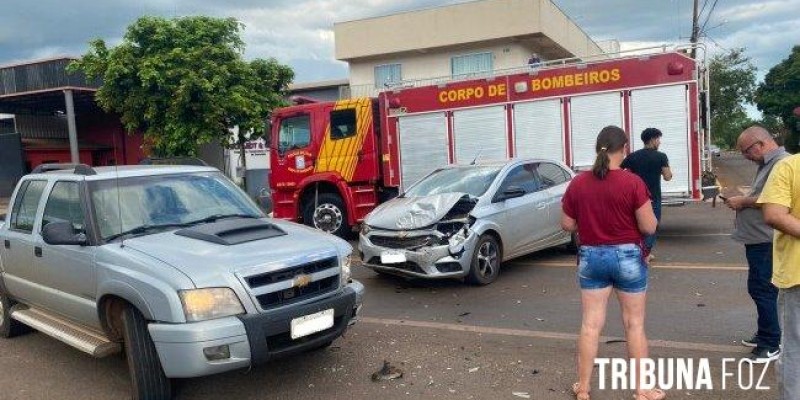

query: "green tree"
left=69, top=16, right=294, bottom=157
left=755, top=46, right=800, bottom=152
left=708, top=48, right=757, bottom=149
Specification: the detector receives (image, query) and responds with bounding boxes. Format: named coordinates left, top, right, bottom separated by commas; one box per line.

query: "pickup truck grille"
left=245, top=257, right=340, bottom=309
left=370, top=234, right=440, bottom=249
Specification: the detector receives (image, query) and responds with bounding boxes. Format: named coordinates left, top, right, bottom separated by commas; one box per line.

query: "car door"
left=1, top=179, right=48, bottom=303
left=535, top=162, right=573, bottom=245
left=35, top=180, right=99, bottom=328
left=492, top=163, right=550, bottom=258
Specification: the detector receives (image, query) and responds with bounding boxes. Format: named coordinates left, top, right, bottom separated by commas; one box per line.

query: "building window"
left=374, top=64, right=402, bottom=88
left=451, top=52, right=493, bottom=78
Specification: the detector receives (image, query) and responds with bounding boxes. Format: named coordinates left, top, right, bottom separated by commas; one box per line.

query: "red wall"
left=77, top=113, right=145, bottom=165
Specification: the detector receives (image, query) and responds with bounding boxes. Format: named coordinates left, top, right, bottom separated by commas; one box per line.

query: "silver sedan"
left=358, top=158, right=576, bottom=285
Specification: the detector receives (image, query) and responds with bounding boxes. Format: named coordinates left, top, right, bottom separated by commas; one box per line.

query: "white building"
left=334, top=0, right=604, bottom=97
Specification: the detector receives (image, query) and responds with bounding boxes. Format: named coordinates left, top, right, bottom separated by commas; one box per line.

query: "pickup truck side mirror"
left=493, top=186, right=527, bottom=203
left=42, top=221, right=88, bottom=246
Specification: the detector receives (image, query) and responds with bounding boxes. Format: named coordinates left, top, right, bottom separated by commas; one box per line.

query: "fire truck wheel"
left=303, top=193, right=350, bottom=238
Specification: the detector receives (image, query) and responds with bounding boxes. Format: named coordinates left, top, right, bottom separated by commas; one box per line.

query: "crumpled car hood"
left=365, top=192, right=469, bottom=230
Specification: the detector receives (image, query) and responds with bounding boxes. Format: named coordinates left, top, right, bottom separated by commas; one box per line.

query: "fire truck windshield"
left=277, top=115, right=311, bottom=154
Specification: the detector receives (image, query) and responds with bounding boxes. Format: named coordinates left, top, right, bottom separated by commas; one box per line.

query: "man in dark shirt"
left=621, top=128, right=673, bottom=255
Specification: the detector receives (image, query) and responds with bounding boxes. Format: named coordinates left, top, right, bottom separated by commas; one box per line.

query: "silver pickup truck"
left=0, top=164, right=364, bottom=400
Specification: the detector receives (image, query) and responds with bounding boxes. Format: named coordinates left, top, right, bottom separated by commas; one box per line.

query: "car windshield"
left=404, top=166, right=502, bottom=198
left=90, top=172, right=264, bottom=240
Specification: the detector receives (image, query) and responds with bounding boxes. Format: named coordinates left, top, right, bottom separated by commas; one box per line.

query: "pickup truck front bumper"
left=149, top=280, right=364, bottom=378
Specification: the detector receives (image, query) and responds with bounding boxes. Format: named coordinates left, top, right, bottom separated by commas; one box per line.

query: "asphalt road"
left=0, top=152, right=780, bottom=399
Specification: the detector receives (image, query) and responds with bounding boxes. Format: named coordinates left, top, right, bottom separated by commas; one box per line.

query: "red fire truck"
left=269, top=47, right=711, bottom=237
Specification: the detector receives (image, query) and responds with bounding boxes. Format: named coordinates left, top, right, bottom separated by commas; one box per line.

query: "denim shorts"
left=578, top=243, right=648, bottom=293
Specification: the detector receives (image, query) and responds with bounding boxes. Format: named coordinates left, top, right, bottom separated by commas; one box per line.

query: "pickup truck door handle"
left=3, top=240, right=9, bottom=249
left=34, top=246, right=42, bottom=257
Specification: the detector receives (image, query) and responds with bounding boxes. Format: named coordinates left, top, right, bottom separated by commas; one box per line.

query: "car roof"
left=26, top=165, right=220, bottom=181
left=444, top=158, right=569, bottom=168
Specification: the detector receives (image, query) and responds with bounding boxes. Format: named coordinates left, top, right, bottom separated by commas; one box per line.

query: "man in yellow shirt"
left=758, top=153, right=800, bottom=400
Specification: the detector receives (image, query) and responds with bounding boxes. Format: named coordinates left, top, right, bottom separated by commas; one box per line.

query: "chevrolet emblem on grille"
left=293, top=273, right=312, bottom=288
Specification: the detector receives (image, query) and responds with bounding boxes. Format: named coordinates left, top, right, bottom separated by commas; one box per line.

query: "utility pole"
left=690, top=0, right=700, bottom=58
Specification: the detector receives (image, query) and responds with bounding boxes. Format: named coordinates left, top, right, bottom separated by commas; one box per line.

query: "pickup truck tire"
left=466, top=235, right=501, bottom=285
left=121, top=305, right=172, bottom=400
left=303, top=193, right=350, bottom=238
left=0, top=291, right=28, bottom=338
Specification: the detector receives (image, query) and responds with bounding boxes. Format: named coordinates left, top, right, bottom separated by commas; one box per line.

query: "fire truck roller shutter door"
left=513, top=99, right=564, bottom=162
left=397, top=112, right=449, bottom=191
left=630, top=85, right=691, bottom=197
left=569, top=92, right=623, bottom=169
left=452, top=106, right=507, bottom=164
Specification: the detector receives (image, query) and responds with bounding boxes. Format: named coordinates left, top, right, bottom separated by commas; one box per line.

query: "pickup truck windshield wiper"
left=184, top=213, right=261, bottom=226
left=105, top=223, right=188, bottom=242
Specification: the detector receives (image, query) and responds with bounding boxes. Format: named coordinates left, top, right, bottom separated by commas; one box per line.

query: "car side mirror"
left=493, top=186, right=526, bottom=203
left=42, top=221, right=88, bottom=246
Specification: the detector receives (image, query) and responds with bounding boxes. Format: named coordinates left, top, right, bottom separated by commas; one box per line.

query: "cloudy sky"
left=1, top=0, right=798, bottom=85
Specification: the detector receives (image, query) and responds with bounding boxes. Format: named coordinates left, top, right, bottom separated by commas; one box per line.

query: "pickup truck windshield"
left=90, top=172, right=264, bottom=241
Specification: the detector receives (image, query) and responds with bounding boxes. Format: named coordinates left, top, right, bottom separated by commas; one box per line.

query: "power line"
left=698, top=0, right=710, bottom=20
left=700, top=0, right=720, bottom=33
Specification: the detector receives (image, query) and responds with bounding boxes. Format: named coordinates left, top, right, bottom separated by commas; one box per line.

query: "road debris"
left=371, top=361, right=404, bottom=381
left=512, top=392, right=531, bottom=398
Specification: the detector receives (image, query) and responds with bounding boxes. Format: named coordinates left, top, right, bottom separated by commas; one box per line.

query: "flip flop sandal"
left=572, top=382, right=590, bottom=400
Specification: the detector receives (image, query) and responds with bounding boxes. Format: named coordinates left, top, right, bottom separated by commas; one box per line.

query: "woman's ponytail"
left=591, top=126, right=627, bottom=180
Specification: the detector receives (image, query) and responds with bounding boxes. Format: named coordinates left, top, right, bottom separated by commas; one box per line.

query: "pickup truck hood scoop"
left=365, top=192, right=474, bottom=230
left=119, top=219, right=346, bottom=287
left=174, top=218, right=286, bottom=245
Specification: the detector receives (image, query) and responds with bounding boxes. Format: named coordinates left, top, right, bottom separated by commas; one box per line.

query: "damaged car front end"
left=360, top=193, right=481, bottom=278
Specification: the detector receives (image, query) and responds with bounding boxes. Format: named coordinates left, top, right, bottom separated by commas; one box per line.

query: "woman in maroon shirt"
left=561, top=126, right=663, bottom=400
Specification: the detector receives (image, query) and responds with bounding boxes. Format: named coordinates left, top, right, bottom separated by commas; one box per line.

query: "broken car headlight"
left=360, top=224, right=371, bottom=235
left=179, top=288, right=245, bottom=322
left=341, top=253, right=354, bottom=285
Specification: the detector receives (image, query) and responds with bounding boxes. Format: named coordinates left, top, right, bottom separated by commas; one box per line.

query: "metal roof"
left=0, top=57, right=101, bottom=115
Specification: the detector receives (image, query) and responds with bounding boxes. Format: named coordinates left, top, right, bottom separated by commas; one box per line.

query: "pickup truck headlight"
left=179, top=288, right=245, bottom=322
left=341, top=253, right=353, bottom=285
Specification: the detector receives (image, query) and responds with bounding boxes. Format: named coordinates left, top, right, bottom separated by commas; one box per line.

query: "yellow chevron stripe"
left=345, top=101, right=371, bottom=180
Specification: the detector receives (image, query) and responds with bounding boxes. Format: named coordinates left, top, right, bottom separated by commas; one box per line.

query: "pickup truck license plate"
left=291, top=308, right=334, bottom=340
left=380, top=250, right=406, bottom=264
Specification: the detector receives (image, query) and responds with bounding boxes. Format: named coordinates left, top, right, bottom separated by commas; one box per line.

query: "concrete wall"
left=348, top=42, right=541, bottom=89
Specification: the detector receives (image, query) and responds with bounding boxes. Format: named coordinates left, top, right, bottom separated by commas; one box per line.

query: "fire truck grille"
left=370, top=234, right=440, bottom=249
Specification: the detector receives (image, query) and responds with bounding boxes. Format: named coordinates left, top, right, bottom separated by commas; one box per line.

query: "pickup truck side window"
left=9, top=180, right=47, bottom=233
left=277, top=115, right=311, bottom=155
left=42, top=181, right=85, bottom=232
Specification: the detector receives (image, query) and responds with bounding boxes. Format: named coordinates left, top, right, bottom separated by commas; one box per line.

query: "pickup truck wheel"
left=0, top=291, right=28, bottom=338
left=303, top=193, right=350, bottom=238
left=466, top=235, right=501, bottom=285
left=121, top=305, right=172, bottom=400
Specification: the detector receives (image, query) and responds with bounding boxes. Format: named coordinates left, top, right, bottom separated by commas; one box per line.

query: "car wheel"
left=303, top=193, right=350, bottom=238
left=466, top=235, right=501, bottom=285
left=121, top=305, right=172, bottom=400
left=0, top=290, right=28, bottom=338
